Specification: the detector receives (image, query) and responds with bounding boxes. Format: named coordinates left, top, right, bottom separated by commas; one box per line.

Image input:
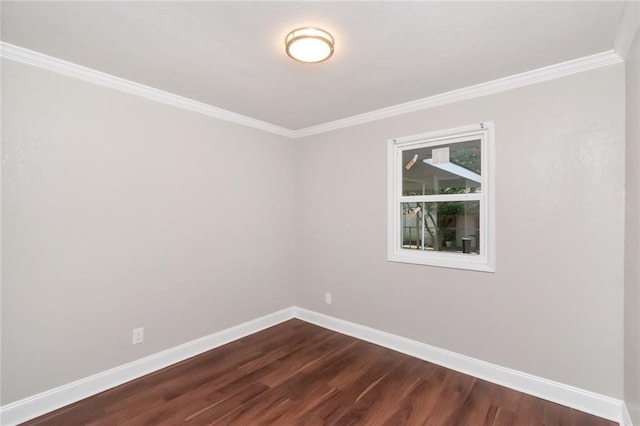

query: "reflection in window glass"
left=402, top=140, right=481, bottom=196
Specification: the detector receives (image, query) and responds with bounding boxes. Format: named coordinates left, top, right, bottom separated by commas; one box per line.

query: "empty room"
left=1, top=1, right=639, bottom=425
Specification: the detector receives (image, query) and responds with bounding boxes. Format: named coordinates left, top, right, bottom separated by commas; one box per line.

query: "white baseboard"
left=0, top=308, right=295, bottom=426
left=0, top=306, right=629, bottom=425
left=623, top=403, right=635, bottom=426
left=292, top=307, right=628, bottom=425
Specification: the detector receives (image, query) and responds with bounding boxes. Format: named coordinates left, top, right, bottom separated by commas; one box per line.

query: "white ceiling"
left=1, top=1, right=625, bottom=130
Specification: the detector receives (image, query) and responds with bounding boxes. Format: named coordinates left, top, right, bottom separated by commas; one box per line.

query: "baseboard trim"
left=622, top=403, right=635, bottom=426
left=0, top=308, right=295, bottom=426
left=292, top=307, right=627, bottom=425
left=1, top=306, right=628, bottom=425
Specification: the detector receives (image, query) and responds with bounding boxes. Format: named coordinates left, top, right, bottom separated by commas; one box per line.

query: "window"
left=387, top=122, right=495, bottom=272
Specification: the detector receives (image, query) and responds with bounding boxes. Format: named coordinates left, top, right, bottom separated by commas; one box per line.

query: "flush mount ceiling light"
left=285, top=27, right=334, bottom=63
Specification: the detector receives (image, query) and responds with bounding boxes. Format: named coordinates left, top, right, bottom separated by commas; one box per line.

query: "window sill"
left=388, top=250, right=495, bottom=272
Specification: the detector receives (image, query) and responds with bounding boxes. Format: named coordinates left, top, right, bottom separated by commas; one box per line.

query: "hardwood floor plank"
left=453, top=379, right=522, bottom=426
left=257, top=330, right=353, bottom=388
left=382, top=377, right=434, bottom=426
left=22, top=319, right=618, bottom=426
left=331, top=357, right=425, bottom=425
left=423, top=370, right=477, bottom=425
left=299, top=345, right=407, bottom=423
left=218, top=387, right=293, bottom=425
left=492, top=407, right=520, bottom=426
left=185, top=381, right=269, bottom=424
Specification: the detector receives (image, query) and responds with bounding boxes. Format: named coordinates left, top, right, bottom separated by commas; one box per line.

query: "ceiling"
left=0, top=1, right=625, bottom=131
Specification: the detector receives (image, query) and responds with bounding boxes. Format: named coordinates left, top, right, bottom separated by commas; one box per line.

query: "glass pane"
left=402, top=139, right=481, bottom=196
left=401, top=201, right=480, bottom=254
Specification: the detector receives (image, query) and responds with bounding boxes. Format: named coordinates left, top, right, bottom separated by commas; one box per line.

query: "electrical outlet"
left=325, top=292, right=332, bottom=305
left=132, top=327, right=144, bottom=345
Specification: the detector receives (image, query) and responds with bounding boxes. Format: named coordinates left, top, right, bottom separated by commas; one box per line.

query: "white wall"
left=1, top=60, right=296, bottom=404
left=624, top=12, right=640, bottom=423
left=294, top=64, right=625, bottom=398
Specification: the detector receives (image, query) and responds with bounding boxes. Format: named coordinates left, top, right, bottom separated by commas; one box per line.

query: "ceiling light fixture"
left=285, top=27, right=334, bottom=63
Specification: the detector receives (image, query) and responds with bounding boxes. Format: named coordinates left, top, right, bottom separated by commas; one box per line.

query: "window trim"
left=387, top=122, right=496, bottom=272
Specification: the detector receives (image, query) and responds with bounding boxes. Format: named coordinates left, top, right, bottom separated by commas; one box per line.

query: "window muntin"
left=388, top=123, right=494, bottom=272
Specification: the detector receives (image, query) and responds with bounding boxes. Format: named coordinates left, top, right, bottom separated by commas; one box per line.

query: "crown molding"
left=293, top=50, right=623, bottom=138
left=614, top=1, right=640, bottom=59
left=0, top=42, right=296, bottom=138
left=1, top=42, right=622, bottom=140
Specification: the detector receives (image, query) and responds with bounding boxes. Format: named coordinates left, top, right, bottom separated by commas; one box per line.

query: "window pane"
left=402, top=139, right=481, bottom=196
left=401, top=201, right=480, bottom=254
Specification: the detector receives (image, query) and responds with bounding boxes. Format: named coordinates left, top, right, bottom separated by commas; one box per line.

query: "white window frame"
left=387, top=122, right=495, bottom=272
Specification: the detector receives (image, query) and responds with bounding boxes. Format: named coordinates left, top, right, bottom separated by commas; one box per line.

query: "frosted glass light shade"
left=285, top=27, right=334, bottom=63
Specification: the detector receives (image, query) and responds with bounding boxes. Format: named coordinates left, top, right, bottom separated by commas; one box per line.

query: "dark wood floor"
left=23, top=319, right=617, bottom=425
